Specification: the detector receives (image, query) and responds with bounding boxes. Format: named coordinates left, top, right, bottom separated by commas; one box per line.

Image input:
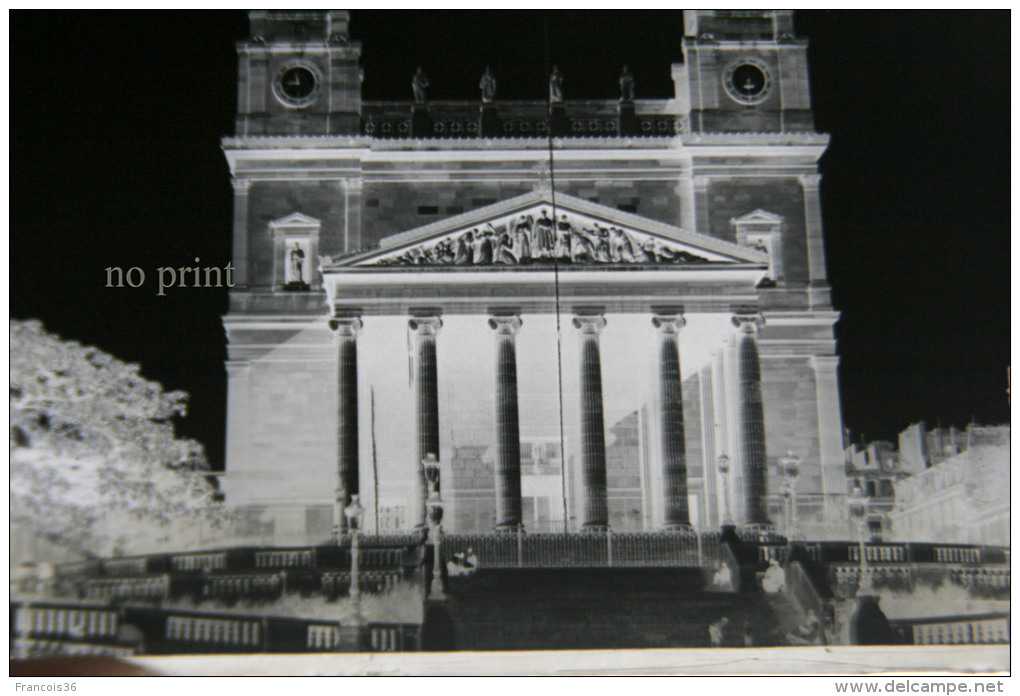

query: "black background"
left=11, top=11, right=1010, bottom=470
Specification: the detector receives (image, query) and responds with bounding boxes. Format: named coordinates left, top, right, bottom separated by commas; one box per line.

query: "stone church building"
left=220, top=10, right=847, bottom=542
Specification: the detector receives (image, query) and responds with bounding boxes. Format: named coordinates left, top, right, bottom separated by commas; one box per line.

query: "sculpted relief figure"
left=480, top=66, right=497, bottom=103
left=372, top=212, right=713, bottom=267
left=412, top=67, right=430, bottom=104
left=532, top=209, right=555, bottom=258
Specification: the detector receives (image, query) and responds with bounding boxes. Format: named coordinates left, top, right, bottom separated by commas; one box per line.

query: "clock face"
left=724, top=59, right=772, bottom=105
left=273, top=63, right=320, bottom=107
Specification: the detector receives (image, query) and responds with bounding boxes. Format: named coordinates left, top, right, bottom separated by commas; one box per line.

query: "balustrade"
left=912, top=617, right=1009, bottom=645
left=307, top=625, right=340, bottom=650
left=201, top=573, right=283, bottom=599
left=370, top=626, right=404, bottom=652
left=255, top=549, right=316, bottom=569
left=321, top=570, right=402, bottom=595
left=165, top=615, right=261, bottom=647
left=101, top=558, right=148, bottom=576
left=444, top=532, right=719, bottom=568
left=84, top=575, right=170, bottom=601
left=16, top=606, right=118, bottom=639
left=172, top=553, right=227, bottom=572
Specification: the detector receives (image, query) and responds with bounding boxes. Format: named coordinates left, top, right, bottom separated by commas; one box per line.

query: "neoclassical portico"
left=217, top=9, right=850, bottom=545
left=317, top=191, right=785, bottom=534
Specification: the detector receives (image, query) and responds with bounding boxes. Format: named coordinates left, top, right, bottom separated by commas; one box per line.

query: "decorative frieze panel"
left=371, top=209, right=716, bottom=267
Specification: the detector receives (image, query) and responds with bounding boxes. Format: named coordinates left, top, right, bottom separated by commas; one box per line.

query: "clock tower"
left=236, top=10, right=362, bottom=136
left=673, top=10, right=814, bottom=133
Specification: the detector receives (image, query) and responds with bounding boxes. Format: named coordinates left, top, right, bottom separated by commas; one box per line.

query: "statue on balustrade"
left=480, top=66, right=497, bottom=103
left=412, top=67, right=430, bottom=104
left=619, top=66, right=635, bottom=102
left=549, top=65, right=564, bottom=103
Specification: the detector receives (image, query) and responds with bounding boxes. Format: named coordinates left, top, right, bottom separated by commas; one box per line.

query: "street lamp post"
left=780, top=450, right=802, bottom=540
left=344, top=495, right=366, bottom=626
left=848, top=485, right=871, bottom=595
left=423, top=455, right=445, bottom=599
left=717, top=452, right=733, bottom=526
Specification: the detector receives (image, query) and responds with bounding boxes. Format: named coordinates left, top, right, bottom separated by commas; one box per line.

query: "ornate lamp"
left=423, top=454, right=445, bottom=599
left=847, top=485, right=871, bottom=594
left=717, top=452, right=733, bottom=526
left=344, top=495, right=365, bottom=625
left=780, top=450, right=802, bottom=539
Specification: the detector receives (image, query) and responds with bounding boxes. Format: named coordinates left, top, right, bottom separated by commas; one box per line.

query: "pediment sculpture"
left=371, top=209, right=715, bottom=267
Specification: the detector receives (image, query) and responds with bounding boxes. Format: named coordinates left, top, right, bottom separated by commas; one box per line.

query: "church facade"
left=220, top=10, right=848, bottom=542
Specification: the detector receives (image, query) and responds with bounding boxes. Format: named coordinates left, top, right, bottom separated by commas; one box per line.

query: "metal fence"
left=444, top=531, right=721, bottom=569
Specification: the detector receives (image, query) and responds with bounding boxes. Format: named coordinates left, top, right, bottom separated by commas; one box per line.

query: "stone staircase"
left=423, top=567, right=789, bottom=651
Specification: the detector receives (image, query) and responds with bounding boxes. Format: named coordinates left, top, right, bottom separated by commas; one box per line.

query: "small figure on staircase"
left=708, top=616, right=729, bottom=647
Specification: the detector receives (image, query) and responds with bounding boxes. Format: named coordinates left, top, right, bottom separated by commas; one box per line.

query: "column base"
left=494, top=523, right=524, bottom=534
left=738, top=522, right=778, bottom=541
left=661, top=523, right=697, bottom=534
left=429, top=577, right=447, bottom=600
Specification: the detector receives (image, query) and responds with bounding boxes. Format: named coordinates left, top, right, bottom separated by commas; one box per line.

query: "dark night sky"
left=10, top=11, right=1010, bottom=469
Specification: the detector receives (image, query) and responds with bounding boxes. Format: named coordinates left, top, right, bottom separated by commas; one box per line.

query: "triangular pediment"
left=271, top=212, right=321, bottom=229
left=732, top=209, right=784, bottom=226
left=324, top=191, right=768, bottom=270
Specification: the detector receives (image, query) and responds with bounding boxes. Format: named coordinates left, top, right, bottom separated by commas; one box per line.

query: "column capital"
left=409, top=315, right=443, bottom=335
left=488, top=315, right=523, bottom=335
left=342, top=177, right=364, bottom=193
left=692, top=175, right=711, bottom=189
left=572, top=315, right=607, bottom=335
left=810, top=354, right=840, bottom=373
left=329, top=316, right=363, bottom=336
left=798, top=173, right=823, bottom=188
left=732, top=313, right=765, bottom=334
left=231, top=177, right=252, bottom=193
left=652, top=313, right=686, bottom=334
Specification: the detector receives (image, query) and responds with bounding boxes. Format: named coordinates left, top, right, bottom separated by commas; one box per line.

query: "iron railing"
left=443, top=531, right=720, bottom=568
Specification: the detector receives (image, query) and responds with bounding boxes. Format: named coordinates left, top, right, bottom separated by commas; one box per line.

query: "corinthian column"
left=572, top=315, right=609, bottom=529
left=409, top=315, right=443, bottom=529
left=732, top=313, right=770, bottom=527
left=653, top=314, right=691, bottom=529
left=489, top=315, right=524, bottom=531
left=329, top=316, right=363, bottom=537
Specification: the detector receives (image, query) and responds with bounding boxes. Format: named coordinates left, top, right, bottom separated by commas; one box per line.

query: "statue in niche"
left=619, top=66, right=635, bottom=102
left=549, top=65, right=564, bottom=103
left=532, top=209, right=555, bottom=258
left=479, top=67, right=497, bottom=103
left=412, top=67, right=430, bottom=104
left=287, top=241, right=305, bottom=282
